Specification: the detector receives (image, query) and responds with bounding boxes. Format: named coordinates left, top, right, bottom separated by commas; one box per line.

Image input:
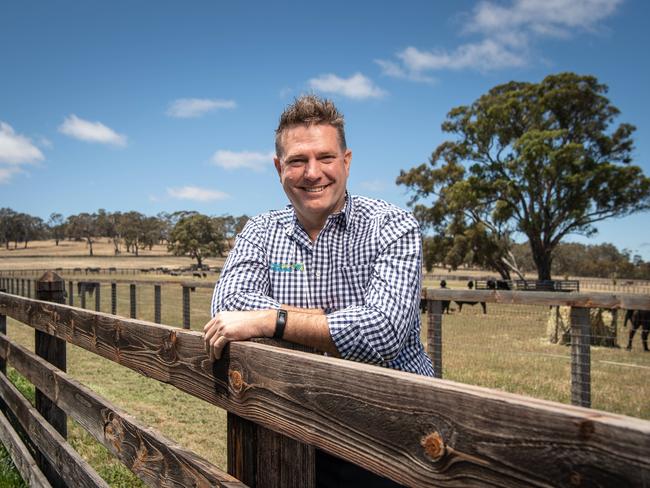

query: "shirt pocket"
left=333, top=264, right=373, bottom=309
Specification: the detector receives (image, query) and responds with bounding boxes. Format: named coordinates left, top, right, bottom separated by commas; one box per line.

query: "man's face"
left=274, top=124, right=351, bottom=229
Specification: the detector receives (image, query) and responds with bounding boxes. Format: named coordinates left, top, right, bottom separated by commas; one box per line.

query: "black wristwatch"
left=274, top=309, right=288, bottom=339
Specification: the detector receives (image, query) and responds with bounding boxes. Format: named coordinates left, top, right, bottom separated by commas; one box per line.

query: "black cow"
left=625, top=310, right=650, bottom=352
left=455, top=280, right=487, bottom=314
left=77, top=281, right=100, bottom=296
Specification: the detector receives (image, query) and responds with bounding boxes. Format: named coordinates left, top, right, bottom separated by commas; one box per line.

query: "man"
left=204, top=95, right=432, bottom=487
left=204, top=94, right=433, bottom=377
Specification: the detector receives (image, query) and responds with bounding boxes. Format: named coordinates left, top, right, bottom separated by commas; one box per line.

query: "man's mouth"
left=301, top=185, right=329, bottom=193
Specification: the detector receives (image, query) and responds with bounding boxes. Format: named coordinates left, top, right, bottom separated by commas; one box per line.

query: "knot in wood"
left=229, top=369, right=244, bottom=393
left=103, top=412, right=125, bottom=452
left=160, top=330, right=178, bottom=362
left=578, top=420, right=595, bottom=440
left=569, top=471, right=582, bottom=486
left=421, top=431, right=446, bottom=461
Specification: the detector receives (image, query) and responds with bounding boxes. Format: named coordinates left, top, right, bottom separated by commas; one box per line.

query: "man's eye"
left=287, top=159, right=305, bottom=166
left=320, top=157, right=335, bottom=164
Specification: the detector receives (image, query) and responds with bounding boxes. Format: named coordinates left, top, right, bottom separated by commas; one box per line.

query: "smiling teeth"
left=304, top=186, right=326, bottom=192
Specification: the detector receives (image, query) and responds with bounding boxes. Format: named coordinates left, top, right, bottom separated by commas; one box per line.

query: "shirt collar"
left=283, top=191, right=354, bottom=237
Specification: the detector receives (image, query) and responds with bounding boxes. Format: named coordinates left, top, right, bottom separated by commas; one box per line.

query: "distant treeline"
left=0, top=208, right=248, bottom=265
left=423, top=237, right=650, bottom=280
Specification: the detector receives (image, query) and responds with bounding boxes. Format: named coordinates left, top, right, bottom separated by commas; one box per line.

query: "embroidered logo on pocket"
left=270, top=262, right=305, bottom=272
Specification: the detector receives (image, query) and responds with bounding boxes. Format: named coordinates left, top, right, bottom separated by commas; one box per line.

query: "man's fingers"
left=210, top=335, right=230, bottom=361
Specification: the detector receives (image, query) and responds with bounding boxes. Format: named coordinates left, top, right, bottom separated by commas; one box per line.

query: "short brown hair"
left=275, top=95, right=347, bottom=157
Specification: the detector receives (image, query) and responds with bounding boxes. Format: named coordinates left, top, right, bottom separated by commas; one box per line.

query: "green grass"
left=1, top=274, right=649, bottom=485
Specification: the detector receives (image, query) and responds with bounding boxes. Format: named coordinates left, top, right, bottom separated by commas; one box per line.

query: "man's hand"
left=203, top=310, right=274, bottom=361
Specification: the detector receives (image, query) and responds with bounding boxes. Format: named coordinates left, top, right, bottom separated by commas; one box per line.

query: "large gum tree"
left=398, top=72, right=650, bottom=280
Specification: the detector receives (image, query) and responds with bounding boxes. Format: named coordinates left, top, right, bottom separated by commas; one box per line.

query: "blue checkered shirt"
left=211, top=194, right=434, bottom=376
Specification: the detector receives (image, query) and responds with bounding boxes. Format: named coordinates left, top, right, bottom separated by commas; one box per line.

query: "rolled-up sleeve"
left=211, top=219, right=281, bottom=316
left=327, top=215, right=422, bottom=365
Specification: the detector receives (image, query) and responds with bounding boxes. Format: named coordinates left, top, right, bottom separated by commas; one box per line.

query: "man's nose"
left=303, top=158, right=321, bottom=180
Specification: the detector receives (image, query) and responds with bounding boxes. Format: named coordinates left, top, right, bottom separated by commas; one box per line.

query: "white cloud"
left=166, top=98, right=236, bottom=118
left=0, top=166, right=23, bottom=184
left=397, top=41, right=527, bottom=73
left=359, top=179, right=387, bottom=192
left=468, top=0, right=622, bottom=37
left=59, top=114, right=127, bottom=146
left=379, top=0, right=622, bottom=79
left=0, top=122, right=44, bottom=165
left=308, top=73, right=386, bottom=99
left=211, top=150, right=274, bottom=172
left=167, top=186, right=229, bottom=202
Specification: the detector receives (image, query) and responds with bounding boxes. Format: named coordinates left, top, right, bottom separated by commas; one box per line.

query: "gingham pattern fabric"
left=211, top=194, right=434, bottom=376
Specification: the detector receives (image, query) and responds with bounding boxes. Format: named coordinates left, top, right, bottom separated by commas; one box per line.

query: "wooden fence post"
left=154, top=284, right=161, bottom=324
left=427, top=299, right=443, bottom=379
left=570, top=306, right=591, bottom=408
left=130, top=284, right=136, bottom=319
left=111, top=282, right=117, bottom=315
left=35, top=271, right=67, bottom=487
left=0, top=286, right=5, bottom=376
left=227, top=341, right=316, bottom=488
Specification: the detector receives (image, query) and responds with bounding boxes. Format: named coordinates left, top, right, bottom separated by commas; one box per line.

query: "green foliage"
left=168, top=213, right=226, bottom=267
left=398, top=72, right=650, bottom=280
left=0, top=445, right=27, bottom=488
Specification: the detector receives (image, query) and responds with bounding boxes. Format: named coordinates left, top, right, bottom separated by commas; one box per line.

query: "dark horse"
left=624, top=309, right=650, bottom=352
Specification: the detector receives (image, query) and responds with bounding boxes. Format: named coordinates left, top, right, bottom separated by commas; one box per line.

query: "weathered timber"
left=35, top=272, right=68, bottom=487
left=423, top=288, right=650, bottom=310
left=1, top=294, right=650, bottom=486
left=0, top=409, right=51, bottom=488
left=0, top=334, right=245, bottom=488
left=426, top=300, right=443, bottom=379
left=228, top=411, right=316, bottom=488
left=0, top=373, right=108, bottom=488
left=570, top=308, right=591, bottom=408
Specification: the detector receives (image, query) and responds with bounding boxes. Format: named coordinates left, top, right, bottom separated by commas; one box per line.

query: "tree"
left=48, top=213, right=65, bottom=246
left=66, top=213, right=98, bottom=256
left=167, top=213, right=225, bottom=268
left=398, top=72, right=650, bottom=280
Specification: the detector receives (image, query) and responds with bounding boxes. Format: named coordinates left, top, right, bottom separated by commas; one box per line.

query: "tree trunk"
left=87, top=237, right=94, bottom=256
left=530, top=242, right=553, bottom=280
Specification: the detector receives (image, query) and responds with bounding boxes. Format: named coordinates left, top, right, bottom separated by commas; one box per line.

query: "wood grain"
left=0, top=371, right=108, bottom=488
left=0, top=333, right=245, bottom=488
left=422, top=288, right=650, bottom=310
left=1, top=293, right=650, bottom=487
left=0, top=409, right=51, bottom=488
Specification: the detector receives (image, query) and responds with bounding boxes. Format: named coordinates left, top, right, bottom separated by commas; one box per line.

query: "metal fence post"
left=130, top=283, right=136, bottom=319
left=68, top=280, right=73, bottom=306
left=0, top=286, right=5, bottom=376
left=427, top=298, right=443, bottom=379
left=21, top=279, right=25, bottom=296
left=80, top=282, right=86, bottom=309
left=95, top=283, right=101, bottom=312
left=111, top=282, right=117, bottom=315
left=182, top=285, right=195, bottom=329
left=154, top=284, right=161, bottom=324
left=570, top=306, right=591, bottom=408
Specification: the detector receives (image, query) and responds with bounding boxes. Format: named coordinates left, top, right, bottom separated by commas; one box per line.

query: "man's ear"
left=274, top=157, right=282, bottom=178
left=344, top=149, right=352, bottom=176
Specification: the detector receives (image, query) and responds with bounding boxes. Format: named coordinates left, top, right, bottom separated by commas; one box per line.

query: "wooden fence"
left=2, top=274, right=650, bottom=410
left=0, top=272, right=649, bottom=486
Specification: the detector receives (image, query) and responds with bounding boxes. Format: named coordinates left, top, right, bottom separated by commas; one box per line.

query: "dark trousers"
left=316, top=450, right=405, bottom=488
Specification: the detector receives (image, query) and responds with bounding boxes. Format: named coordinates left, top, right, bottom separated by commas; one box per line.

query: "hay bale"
left=547, top=306, right=618, bottom=347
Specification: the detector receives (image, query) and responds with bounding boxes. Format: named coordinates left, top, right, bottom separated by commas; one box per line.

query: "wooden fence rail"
left=1, top=283, right=650, bottom=486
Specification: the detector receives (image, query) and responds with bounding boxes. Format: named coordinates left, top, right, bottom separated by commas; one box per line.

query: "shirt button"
left=315, top=271, right=321, bottom=278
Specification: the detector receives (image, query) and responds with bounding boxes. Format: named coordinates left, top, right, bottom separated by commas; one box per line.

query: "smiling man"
left=204, top=95, right=432, bottom=487
left=204, top=95, right=433, bottom=377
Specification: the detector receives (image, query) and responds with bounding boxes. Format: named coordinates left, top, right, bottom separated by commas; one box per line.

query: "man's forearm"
left=281, top=309, right=339, bottom=356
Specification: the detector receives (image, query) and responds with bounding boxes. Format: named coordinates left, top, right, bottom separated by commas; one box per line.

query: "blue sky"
left=1, top=0, right=649, bottom=258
